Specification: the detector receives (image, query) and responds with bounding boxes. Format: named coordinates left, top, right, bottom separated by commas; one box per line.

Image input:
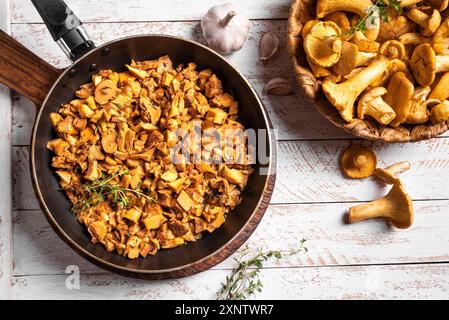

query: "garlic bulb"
left=264, top=78, right=293, bottom=95
left=201, top=2, right=250, bottom=55
left=259, top=31, right=279, bottom=63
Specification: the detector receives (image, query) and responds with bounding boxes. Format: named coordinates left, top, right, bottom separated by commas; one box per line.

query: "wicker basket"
left=287, top=0, right=449, bottom=142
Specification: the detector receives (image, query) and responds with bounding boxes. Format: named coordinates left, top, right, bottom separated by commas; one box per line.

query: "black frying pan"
left=0, top=0, right=275, bottom=279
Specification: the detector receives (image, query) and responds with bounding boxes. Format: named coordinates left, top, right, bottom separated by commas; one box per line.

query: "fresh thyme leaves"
left=338, top=0, right=403, bottom=38
left=71, top=169, right=155, bottom=214
left=217, top=240, right=308, bottom=300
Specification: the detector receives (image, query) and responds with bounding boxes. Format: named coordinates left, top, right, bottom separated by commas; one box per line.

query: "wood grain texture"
left=11, top=264, right=449, bottom=299
left=12, top=200, right=449, bottom=276
left=0, top=0, right=12, bottom=300
left=12, top=140, right=449, bottom=210
left=11, top=0, right=292, bottom=23
left=0, top=30, right=61, bottom=105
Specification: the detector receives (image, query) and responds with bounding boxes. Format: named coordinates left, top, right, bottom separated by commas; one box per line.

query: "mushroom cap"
left=430, top=100, right=449, bottom=124
left=428, top=9, right=442, bottom=34
left=379, top=40, right=406, bottom=60
left=374, top=168, right=401, bottom=185
left=411, top=43, right=437, bottom=86
left=378, top=12, right=416, bottom=42
left=384, top=72, right=415, bottom=127
left=332, top=41, right=359, bottom=76
left=358, top=87, right=397, bottom=125
left=429, top=71, right=449, bottom=101
left=341, top=145, right=377, bottom=179
left=304, top=21, right=342, bottom=67
left=433, top=17, right=449, bottom=54
left=384, top=183, right=414, bottom=229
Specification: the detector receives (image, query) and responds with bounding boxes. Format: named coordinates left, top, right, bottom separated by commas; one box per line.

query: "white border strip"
left=0, top=0, right=13, bottom=300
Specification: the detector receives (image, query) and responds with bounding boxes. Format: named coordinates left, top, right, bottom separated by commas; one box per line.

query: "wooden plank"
left=13, top=139, right=449, bottom=210
left=12, top=200, right=449, bottom=276
left=11, top=0, right=292, bottom=23
left=0, top=0, right=12, bottom=300
left=11, top=264, right=449, bottom=299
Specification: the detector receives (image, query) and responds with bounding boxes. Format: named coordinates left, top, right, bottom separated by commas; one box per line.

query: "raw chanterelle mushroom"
left=411, top=43, right=449, bottom=86
left=323, top=56, right=389, bottom=122
left=406, top=87, right=440, bottom=124
left=341, top=145, right=377, bottom=179
left=429, top=72, right=449, bottom=101
left=384, top=72, right=415, bottom=127
left=316, top=0, right=373, bottom=19
left=433, top=16, right=449, bottom=54
left=332, top=42, right=377, bottom=76
left=407, top=8, right=442, bottom=36
left=357, top=87, right=397, bottom=125
left=348, top=182, right=414, bottom=229
left=303, top=21, right=342, bottom=67
left=430, top=100, right=449, bottom=123
left=374, top=161, right=411, bottom=185
left=379, top=40, right=407, bottom=60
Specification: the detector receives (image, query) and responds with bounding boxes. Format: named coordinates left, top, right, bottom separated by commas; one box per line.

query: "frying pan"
left=0, top=0, right=275, bottom=278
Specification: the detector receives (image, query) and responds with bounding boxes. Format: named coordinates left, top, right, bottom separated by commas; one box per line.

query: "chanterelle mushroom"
left=377, top=9, right=415, bottom=42
left=430, top=100, right=449, bottom=124
left=341, top=145, right=377, bottom=179
left=323, top=56, right=389, bottom=122
left=370, top=59, right=410, bottom=87
left=428, top=0, right=449, bottom=11
left=379, top=40, right=407, bottom=60
left=407, top=8, right=441, bottom=36
left=399, top=32, right=432, bottom=46
left=316, top=0, right=373, bottom=18
left=411, top=43, right=449, bottom=86
left=358, top=87, right=396, bottom=125
left=429, top=72, right=449, bottom=101
left=406, top=87, right=440, bottom=124
left=433, top=16, right=449, bottom=54
left=374, top=161, right=411, bottom=185
left=304, top=21, right=342, bottom=67
left=333, top=42, right=377, bottom=76
left=384, top=72, right=414, bottom=127
left=348, top=182, right=414, bottom=229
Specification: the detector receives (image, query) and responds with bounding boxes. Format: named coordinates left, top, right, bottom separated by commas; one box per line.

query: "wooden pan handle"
left=0, top=30, right=62, bottom=106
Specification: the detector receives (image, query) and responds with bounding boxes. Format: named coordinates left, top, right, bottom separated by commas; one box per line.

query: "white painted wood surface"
left=0, top=0, right=12, bottom=300
left=4, top=0, right=449, bottom=299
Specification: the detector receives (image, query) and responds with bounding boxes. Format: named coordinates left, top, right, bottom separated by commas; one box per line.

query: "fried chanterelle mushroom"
left=47, top=56, right=253, bottom=259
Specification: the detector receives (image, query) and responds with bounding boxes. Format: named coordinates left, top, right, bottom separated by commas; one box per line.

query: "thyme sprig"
left=71, top=169, right=154, bottom=214
left=338, top=0, right=403, bottom=37
left=217, top=240, right=308, bottom=300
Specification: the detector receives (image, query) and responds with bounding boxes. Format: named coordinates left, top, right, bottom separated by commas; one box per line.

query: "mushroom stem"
left=220, top=11, right=237, bottom=28
left=323, top=56, right=389, bottom=122
left=349, top=197, right=393, bottom=224
left=436, top=55, right=449, bottom=72
left=325, top=37, right=342, bottom=54
left=385, top=161, right=411, bottom=175
left=369, top=99, right=396, bottom=124
left=398, top=0, right=424, bottom=7
left=407, top=8, right=441, bottom=35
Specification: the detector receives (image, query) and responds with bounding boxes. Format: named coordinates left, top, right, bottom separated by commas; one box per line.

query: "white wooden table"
left=1, top=0, right=449, bottom=300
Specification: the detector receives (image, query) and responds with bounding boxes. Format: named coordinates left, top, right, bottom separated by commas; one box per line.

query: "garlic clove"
left=264, top=77, right=293, bottom=95
left=259, top=31, right=279, bottom=63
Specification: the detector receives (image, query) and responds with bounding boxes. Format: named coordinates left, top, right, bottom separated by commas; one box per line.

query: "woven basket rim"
left=287, top=0, right=449, bottom=143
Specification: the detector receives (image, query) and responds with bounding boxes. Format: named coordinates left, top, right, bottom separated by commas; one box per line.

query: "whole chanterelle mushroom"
left=433, top=16, right=449, bottom=54
left=411, top=43, right=449, bottom=86
left=407, top=8, right=442, bottom=36
left=348, top=182, right=414, bottom=229
left=323, top=56, right=389, bottom=122
left=407, top=87, right=440, bottom=124
left=430, top=72, right=449, bottom=101
left=379, top=40, right=407, bottom=60
left=333, top=42, right=377, bottom=76
left=341, top=145, right=377, bottom=179
left=430, top=100, right=449, bottom=123
left=316, top=0, right=373, bottom=18
left=384, top=72, right=415, bottom=127
left=304, top=21, right=342, bottom=67
left=375, top=161, right=411, bottom=185
left=357, top=87, right=397, bottom=125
